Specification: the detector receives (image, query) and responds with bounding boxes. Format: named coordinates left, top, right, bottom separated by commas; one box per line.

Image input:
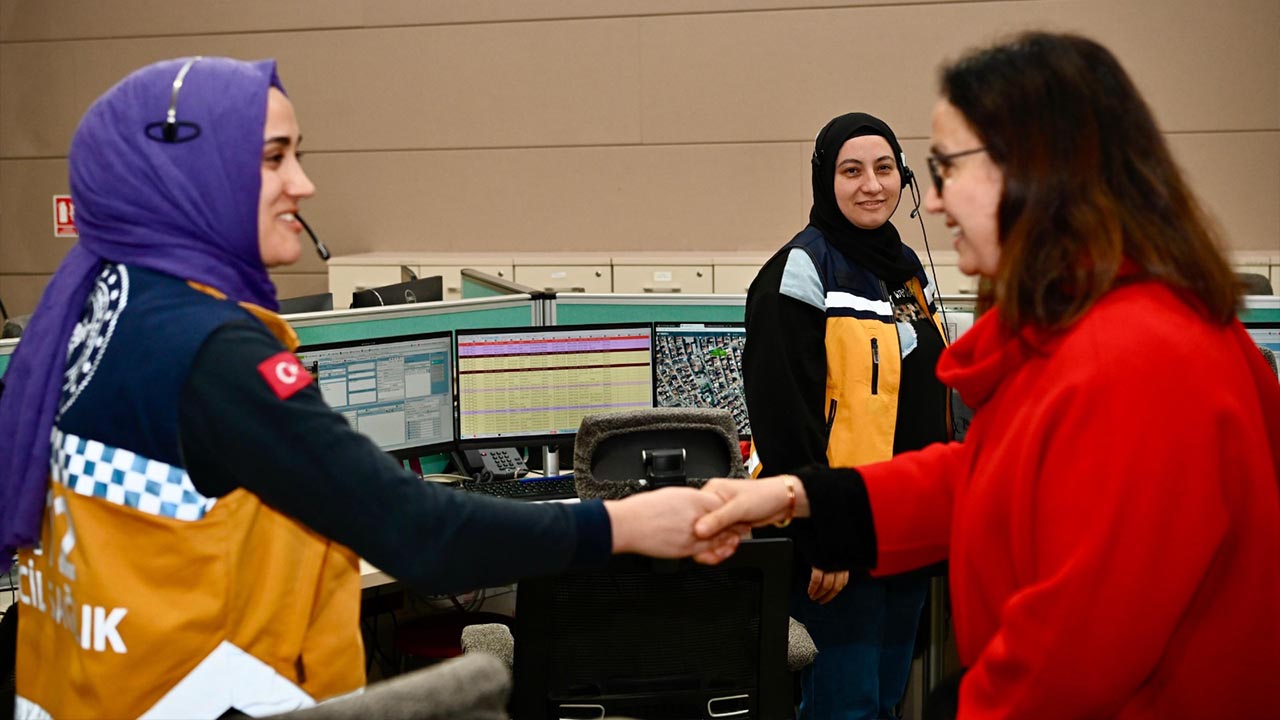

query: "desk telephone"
left=454, top=447, right=528, bottom=481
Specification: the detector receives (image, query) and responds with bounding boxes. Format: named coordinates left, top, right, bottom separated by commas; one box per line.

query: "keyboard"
left=462, top=476, right=579, bottom=502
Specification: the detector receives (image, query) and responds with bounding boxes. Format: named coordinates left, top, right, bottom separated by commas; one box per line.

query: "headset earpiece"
left=899, top=150, right=914, bottom=189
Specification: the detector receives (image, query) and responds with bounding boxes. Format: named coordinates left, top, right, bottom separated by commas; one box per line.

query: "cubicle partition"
left=550, top=293, right=746, bottom=326
left=460, top=268, right=541, bottom=302
left=288, top=294, right=538, bottom=346
left=0, top=338, right=16, bottom=379
left=1242, top=295, right=1280, bottom=325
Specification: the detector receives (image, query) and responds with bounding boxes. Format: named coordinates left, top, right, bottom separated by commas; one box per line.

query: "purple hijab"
left=0, top=57, right=284, bottom=570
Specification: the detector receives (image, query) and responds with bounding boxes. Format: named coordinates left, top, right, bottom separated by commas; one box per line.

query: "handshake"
left=603, top=475, right=810, bottom=565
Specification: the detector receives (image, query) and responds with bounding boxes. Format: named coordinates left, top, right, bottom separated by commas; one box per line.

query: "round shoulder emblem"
left=60, top=264, right=129, bottom=415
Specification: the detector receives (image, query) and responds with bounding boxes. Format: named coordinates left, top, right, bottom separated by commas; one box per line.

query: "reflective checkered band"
left=50, top=428, right=216, bottom=521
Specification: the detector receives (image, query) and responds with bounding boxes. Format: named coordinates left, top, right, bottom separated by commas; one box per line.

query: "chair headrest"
left=574, top=407, right=747, bottom=500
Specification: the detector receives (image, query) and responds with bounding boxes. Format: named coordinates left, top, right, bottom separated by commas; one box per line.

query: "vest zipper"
left=825, top=398, right=838, bottom=441
left=871, top=338, right=880, bottom=395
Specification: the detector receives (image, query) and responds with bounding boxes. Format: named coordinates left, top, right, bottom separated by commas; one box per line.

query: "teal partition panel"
left=0, top=301, right=535, bottom=380
left=461, top=276, right=508, bottom=299
left=291, top=297, right=536, bottom=346
left=553, top=294, right=746, bottom=326
left=1242, top=307, right=1280, bottom=324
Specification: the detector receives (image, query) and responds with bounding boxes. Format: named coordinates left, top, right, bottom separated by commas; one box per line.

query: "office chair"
left=2, top=313, right=31, bottom=339
left=1237, top=272, right=1274, bottom=296
left=501, top=409, right=798, bottom=719
left=1260, top=346, right=1278, bottom=377
left=267, top=653, right=510, bottom=720
left=571, top=407, right=816, bottom=668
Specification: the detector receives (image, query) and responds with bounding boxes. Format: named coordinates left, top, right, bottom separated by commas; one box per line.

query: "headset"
left=144, top=56, right=330, bottom=261
left=902, top=151, right=952, bottom=344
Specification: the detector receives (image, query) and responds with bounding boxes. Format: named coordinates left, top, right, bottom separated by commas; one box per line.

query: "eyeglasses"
left=925, top=146, right=986, bottom=196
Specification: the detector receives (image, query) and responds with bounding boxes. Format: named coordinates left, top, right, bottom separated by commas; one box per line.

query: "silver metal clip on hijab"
left=144, top=56, right=204, bottom=144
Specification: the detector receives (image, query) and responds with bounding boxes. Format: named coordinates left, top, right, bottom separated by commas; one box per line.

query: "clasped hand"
left=606, top=475, right=807, bottom=566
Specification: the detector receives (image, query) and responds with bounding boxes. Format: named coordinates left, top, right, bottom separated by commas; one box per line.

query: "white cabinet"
left=612, top=265, right=712, bottom=293
left=612, top=253, right=714, bottom=294
left=513, top=254, right=612, bottom=293
left=329, top=253, right=520, bottom=302
left=328, top=264, right=409, bottom=309
left=711, top=253, right=768, bottom=294
left=927, top=265, right=977, bottom=296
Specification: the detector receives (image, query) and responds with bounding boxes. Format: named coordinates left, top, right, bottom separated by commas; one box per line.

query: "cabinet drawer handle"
left=544, top=286, right=586, bottom=293
left=643, top=286, right=682, bottom=293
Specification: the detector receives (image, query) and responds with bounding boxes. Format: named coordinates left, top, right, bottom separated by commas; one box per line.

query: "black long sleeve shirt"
left=178, top=319, right=611, bottom=595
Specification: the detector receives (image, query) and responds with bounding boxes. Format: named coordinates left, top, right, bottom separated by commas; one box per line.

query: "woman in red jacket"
left=694, top=31, right=1280, bottom=719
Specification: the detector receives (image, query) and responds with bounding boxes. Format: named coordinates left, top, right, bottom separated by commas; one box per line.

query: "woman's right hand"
left=694, top=476, right=810, bottom=542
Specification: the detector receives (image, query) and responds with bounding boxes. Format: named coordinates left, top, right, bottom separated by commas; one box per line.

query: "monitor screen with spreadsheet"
left=653, top=323, right=750, bottom=437
left=295, top=331, right=455, bottom=454
left=454, top=324, right=654, bottom=444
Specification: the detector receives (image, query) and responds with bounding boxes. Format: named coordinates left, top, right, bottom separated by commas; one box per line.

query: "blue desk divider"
left=460, top=276, right=509, bottom=300
left=0, top=298, right=536, bottom=380
left=1242, top=295, right=1280, bottom=324
left=289, top=295, right=537, bottom=346
left=1243, top=308, right=1280, bottom=323
left=552, top=293, right=746, bottom=326
left=3, top=295, right=1277, bottom=380
left=0, top=338, right=16, bottom=379
left=459, top=269, right=529, bottom=299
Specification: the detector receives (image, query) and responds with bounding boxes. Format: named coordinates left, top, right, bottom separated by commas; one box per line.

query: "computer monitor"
left=278, top=292, right=334, bottom=314
left=653, top=323, right=750, bottom=437
left=295, top=331, right=455, bottom=454
left=350, top=275, right=443, bottom=309
left=454, top=323, right=654, bottom=446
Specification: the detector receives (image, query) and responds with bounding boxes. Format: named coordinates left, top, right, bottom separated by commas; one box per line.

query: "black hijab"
left=808, top=112, right=918, bottom=284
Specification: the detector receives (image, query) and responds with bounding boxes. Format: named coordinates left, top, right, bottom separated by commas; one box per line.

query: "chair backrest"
left=510, top=538, right=792, bottom=720
left=267, top=653, right=510, bottom=720
left=2, top=313, right=31, bottom=339
left=1260, top=346, right=1278, bottom=377
left=572, top=407, right=747, bottom=500
left=1238, top=272, right=1275, bottom=296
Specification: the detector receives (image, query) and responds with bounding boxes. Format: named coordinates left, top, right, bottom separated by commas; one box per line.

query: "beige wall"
left=1, top=0, right=1276, bottom=314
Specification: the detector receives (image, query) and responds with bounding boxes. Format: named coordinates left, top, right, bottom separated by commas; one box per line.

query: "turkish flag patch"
left=257, top=351, right=313, bottom=400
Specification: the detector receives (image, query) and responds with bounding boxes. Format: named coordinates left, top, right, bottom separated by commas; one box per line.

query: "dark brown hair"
left=941, top=32, right=1240, bottom=330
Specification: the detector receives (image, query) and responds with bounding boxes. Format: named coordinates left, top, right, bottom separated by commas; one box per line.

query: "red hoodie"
left=858, top=280, right=1280, bottom=719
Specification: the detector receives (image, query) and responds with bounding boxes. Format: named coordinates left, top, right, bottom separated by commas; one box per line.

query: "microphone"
left=295, top=213, right=329, bottom=261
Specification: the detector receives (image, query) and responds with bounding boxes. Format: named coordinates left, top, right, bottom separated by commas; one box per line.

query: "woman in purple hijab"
left=0, top=57, right=736, bottom=718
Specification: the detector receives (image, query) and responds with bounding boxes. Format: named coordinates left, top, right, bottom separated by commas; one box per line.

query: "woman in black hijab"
left=743, top=113, right=950, bottom=719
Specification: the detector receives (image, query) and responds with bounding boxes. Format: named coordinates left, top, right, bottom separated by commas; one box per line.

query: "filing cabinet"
left=612, top=253, right=715, bottom=294
left=512, top=254, right=612, bottom=294
left=711, top=253, right=769, bottom=294
left=327, top=261, right=412, bottom=310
